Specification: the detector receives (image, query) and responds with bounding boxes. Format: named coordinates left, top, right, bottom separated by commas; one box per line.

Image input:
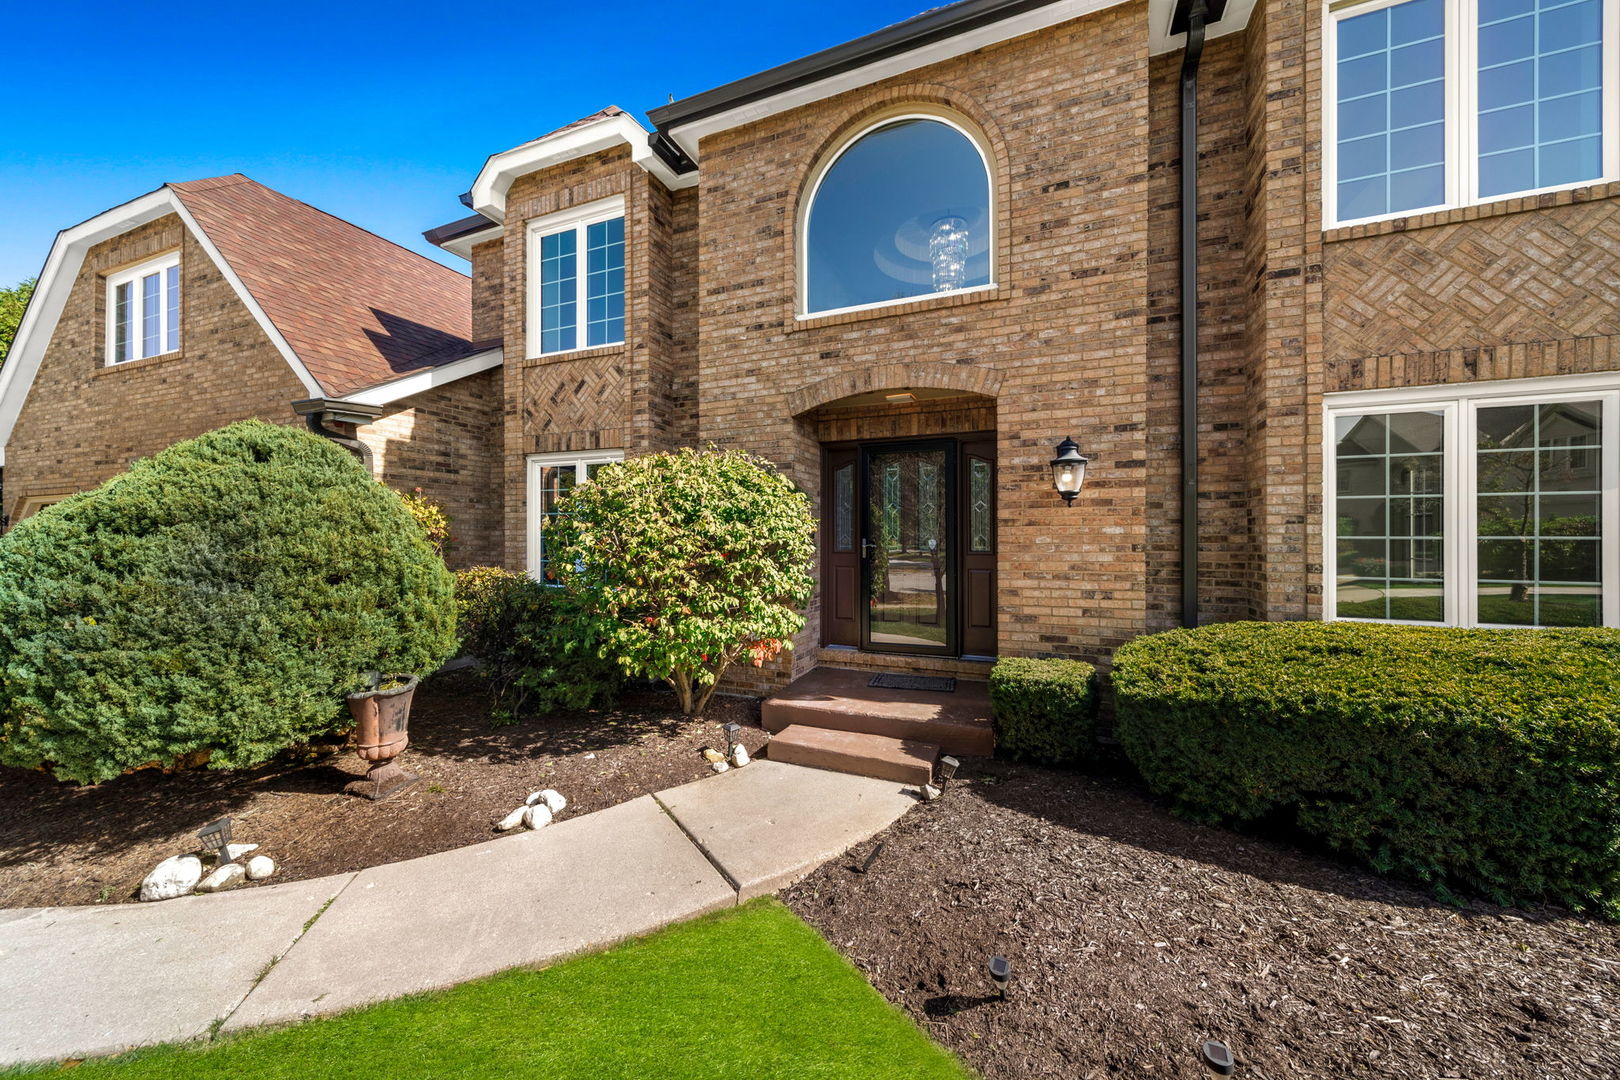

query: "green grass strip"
left=13, top=899, right=970, bottom=1080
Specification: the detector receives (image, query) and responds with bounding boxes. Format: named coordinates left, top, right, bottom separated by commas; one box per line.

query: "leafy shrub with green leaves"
left=453, top=566, right=621, bottom=722
left=1113, top=621, right=1620, bottom=917
left=400, top=488, right=452, bottom=558
left=0, top=421, right=456, bottom=783
left=545, top=448, right=816, bottom=715
left=988, top=657, right=1098, bottom=765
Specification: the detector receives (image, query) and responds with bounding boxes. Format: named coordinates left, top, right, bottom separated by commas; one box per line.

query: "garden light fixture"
left=937, top=755, right=959, bottom=783
left=1201, top=1039, right=1235, bottom=1075
left=989, top=955, right=1011, bottom=998
left=1051, top=437, right=1089, bottom=505
left=197, top=817, right=233, bottom=864
left=722, top=722, right=742, bottom=752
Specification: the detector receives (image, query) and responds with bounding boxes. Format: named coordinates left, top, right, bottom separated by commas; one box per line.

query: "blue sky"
left=0, top=0, right=930, bottom=286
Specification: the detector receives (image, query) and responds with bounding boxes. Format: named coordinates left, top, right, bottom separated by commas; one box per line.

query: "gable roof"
left=0, top=176, right=497, bottom=461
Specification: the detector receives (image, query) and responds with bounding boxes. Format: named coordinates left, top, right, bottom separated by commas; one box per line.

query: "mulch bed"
left=783, top=757, right=1620, bottom=1080
left=0, top=671, right=766, bottom=909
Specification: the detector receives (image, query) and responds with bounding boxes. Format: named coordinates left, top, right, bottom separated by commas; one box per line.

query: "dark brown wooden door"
left=821, top=447, right=861, bottom=647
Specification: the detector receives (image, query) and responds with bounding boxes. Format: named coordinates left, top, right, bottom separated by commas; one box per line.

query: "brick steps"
left=761, top=666, right=994, bottom=758
left=766, top=724, right=939, bottom=786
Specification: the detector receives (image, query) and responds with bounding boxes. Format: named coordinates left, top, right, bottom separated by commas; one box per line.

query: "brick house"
left=0, top=175, right=504, bottom=567
left=420, top=0, right=1619, bottom=693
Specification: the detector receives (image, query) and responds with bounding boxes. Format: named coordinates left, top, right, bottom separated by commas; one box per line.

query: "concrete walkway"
left=0, top=760, right=916, bottom=1068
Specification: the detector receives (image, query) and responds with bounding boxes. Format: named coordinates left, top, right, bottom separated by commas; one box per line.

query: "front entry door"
left=821, top=435, right=996, bottom=658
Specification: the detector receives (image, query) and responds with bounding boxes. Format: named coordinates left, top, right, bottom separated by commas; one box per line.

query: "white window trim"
left=104, top=251, right=180, bottom=365
left=524, top=449, right=624, bottom=582
left=1324, top=373, right=1620, bottom=628
left=1324, top=0, right=1620, bottom=229
left=524, top=195, right=626, bottom=360
left=798, top=112, right=996, bottom=319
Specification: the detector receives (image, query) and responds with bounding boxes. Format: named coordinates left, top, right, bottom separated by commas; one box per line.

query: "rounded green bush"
left=989, top=657, right=1098, bottom=765
left=0, top=420, right=457, bottom=783
left=1113, top=621, right=1620, bottom=917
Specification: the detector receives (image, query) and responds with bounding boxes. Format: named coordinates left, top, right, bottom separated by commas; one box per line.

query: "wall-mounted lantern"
left=1050, top=437, right=1089, bottom=505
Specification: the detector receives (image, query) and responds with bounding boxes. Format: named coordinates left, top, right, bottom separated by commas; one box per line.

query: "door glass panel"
left=868, top=447, right=949, bottom=649
left=1333, top=409, right=1447, bottom=620
left=1475, top=399, right=1603, bottom=626
left=833, top=464, right=854, bottom=551
left=970, top=457, right=993, bottom=552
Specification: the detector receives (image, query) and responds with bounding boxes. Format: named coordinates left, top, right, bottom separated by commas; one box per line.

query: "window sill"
left=92, top=351, right=185, bottom=377
left=521, top=342, right=628, bottom=368
left=1324, top=179, right=1620, bottom=243
left=792, top=284, right=1009, bottom=332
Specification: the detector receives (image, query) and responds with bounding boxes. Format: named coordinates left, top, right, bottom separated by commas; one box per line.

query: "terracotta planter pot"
left=344, top=675, right=420, bottom=800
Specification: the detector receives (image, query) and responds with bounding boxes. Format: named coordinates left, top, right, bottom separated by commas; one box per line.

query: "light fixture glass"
left=928, top=216, right=969, bottom=292
left=1050, top=437, right=1089, bottom=505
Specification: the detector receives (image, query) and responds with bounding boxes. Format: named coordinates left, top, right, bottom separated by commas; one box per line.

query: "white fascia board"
left=664, top=0, right=1256, bottom=160
left=438, top=222, right=504, bottom=261
left=339, top=347, right=504, bottom=408
left=470, top=113, right=697, bottom=222
left=0, top=185, right=328, bottom=457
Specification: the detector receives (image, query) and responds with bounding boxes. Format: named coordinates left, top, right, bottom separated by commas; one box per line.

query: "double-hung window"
left=1326, top=376, right=1620, bottom=627
left=526, top=196, right=626, bottom=358
left=1327, top=0, right=1619, bottom=225
left=105, top=253, right=180, bottom=364
left=525, top=450, right=623, bottom=583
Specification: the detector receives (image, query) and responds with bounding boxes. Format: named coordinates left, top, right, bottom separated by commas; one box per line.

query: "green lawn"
left=12, top=900, right=969, bottom=1080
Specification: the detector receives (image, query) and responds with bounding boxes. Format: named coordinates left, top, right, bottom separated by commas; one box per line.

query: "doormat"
left=870, top=673, right=956, bottom=693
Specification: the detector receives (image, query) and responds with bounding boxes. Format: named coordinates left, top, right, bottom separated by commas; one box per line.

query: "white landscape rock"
left=710, top=761, right=730, bottom=774
left=729, top=744, right=750, bottom=768
left=224, top=843, right=259, bottom=861
left=495, top=806, right=529, bottom=832
left=195, top=862, right=245, bottom=893
left=140, top=854, right=203, bottom=902
left=524, top=791, right=545, bottom=806
left=538, top=789, right=567, bottom=815
left=524, top=803, right=553, bottom=830
left=245, top=855, right=276, bottom=881
left=922, top=784, right=943, bottom=802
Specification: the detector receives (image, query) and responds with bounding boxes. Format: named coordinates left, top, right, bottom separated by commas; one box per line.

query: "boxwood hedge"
left=1113, top=621, right=1620, bottom=917
left=0, top=421, right=456, bottom=783
left=988, top=657, right=1098, bottom=765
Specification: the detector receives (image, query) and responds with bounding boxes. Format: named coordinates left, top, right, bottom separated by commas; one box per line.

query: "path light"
left=722, top=722, right=742, bottom=753
left=1201, top=1039, right=1235, bottom=1075
left=1051, top=437, right=1090, bottom=505
left=937, top=755, right=959, bottom=784
left=197, top=817, right=233, bottom=864
left=989, top=955, right=1011, bottom=998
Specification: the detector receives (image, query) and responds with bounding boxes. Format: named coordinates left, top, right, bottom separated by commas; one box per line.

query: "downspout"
left=1179, top=0, right=1209, bottom=629
left=291, top=398, right=383, bottom=476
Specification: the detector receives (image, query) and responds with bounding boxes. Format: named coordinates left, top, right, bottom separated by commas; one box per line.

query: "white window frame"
left=524, top=195, right=626, bottom=360
left=798, top=112, right=997, bottom=320
left=524, top=449, right=624, bottom=583
left=104, top=251, right=181, bottom=365
left=1324, top=0, right=1620, bottom=228
left=1324, top=373, right=1620, bottom=628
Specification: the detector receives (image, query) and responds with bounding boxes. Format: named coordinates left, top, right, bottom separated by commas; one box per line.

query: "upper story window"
left=802, top=115, right=993, bottom=317
left=526, top=196, right=625, bottom=358
left=1327, top=0, right=1618, bottom=226
left=105, top=252, right=180, bottom=365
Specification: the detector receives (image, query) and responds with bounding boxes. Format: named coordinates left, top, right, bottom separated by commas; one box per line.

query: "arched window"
left=802, top=116, right=992, bottom=316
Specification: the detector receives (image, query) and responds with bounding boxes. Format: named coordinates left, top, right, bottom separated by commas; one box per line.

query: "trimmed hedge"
left=0, top=421, right=457, bottom=783
left=988, top=657, right=1098, bottom=765
left=453, top=567, right=621, bottom=722
left=1113, top=621, right=1620, bottom=917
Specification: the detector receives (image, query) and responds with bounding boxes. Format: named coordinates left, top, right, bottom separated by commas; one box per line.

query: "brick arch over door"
left=787, top=362, right=1002, bottom=417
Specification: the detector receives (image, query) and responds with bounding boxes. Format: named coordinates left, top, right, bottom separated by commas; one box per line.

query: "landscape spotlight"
left=937, top=755, right=959, bottom=783
left=989, top=955, right=1011, bottom=998
left=722, top=722, right=742, bottom=751
left=1201, top=1039, right=1235, bottom=1076
left=197, top=816, right=233, bottom=864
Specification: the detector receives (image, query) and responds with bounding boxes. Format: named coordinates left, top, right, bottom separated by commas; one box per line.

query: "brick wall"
left=3, top=214, right=308, bottom=522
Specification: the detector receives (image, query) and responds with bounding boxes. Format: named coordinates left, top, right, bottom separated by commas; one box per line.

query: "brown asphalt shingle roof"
left=170, top=175, right=485, bottom=398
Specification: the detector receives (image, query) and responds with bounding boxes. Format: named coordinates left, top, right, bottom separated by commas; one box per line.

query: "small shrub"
left=0, top=421, right=456, bottom=783
left=1112, top=621, right=1620, bottom=917
left=400, top=488, right=452, bottom=557
left=988, top=657, right=1098, bottom=765
left=453, top=567, right=620, bottom=722
left=545, top=448, right=816, bottom=715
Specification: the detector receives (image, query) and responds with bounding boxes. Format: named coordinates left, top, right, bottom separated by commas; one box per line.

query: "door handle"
left=861, top=538, right=876, bottom=558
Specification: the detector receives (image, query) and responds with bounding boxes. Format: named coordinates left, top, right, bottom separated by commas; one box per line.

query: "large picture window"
left=1326, top=377, right=1620, bottom=627
left=105, top=252, right=180, bottom=365
left=1326, top=0, right=1618, bottom=226
left=525, top=450, right=623, bottom=583
left=526, top=197, right=625, bottom=358
left=801, top=115, right=993, bottom=317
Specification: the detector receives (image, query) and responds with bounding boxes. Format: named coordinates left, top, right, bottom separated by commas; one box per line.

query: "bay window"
left=1327, top=0, right=1618, bottom=226
left=105, top=252, right=180, bottom=364
left=526, top=196, right=625, bottom=358
left=1326, top=377, right=1620, bottom=627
